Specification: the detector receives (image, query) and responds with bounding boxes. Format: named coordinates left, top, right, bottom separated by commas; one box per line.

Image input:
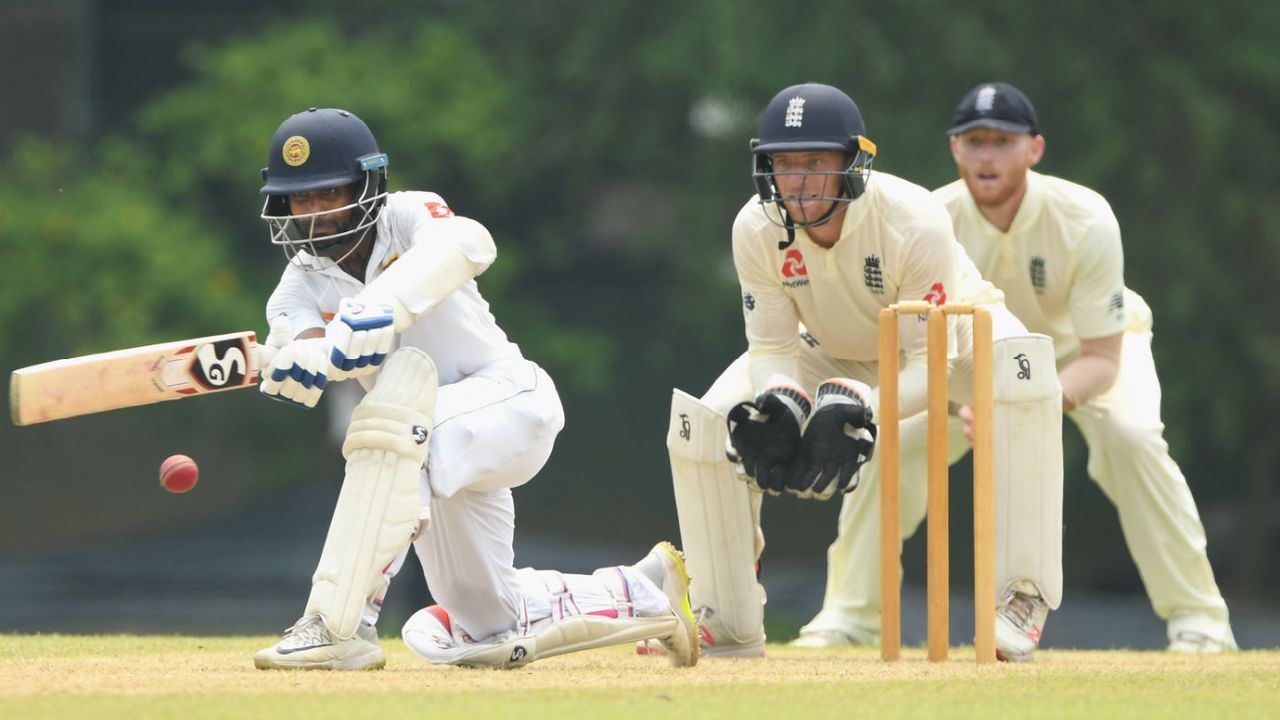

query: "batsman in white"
left=251, top=108, right=698, bottom=670
left=656, top=83, right=1064, bottom=662
left=797, top=82, right=1235, bottom=654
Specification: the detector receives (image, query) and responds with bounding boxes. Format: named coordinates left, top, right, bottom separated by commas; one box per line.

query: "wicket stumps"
left=877, top=302, right=995, bottom=664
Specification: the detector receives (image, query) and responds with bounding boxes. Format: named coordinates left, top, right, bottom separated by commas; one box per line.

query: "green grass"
left=2, top=634, right=1278, bottom=719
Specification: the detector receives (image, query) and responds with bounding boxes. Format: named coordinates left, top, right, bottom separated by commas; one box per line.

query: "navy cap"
left=947, top=82, right=1039, bottom=136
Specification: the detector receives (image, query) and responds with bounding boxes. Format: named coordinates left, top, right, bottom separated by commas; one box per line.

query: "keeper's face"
left=950, top=128, right=1044, bottom=209
left=770, top=150, right=849, bottom=226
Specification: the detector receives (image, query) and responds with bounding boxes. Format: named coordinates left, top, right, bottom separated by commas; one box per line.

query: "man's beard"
left=296, top=217, right=353, bottom=257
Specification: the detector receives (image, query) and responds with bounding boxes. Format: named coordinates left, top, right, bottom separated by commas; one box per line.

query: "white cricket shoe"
left=789, top=625, right=880, bottom=649
left=1167, top=615, right=1238, bottom=653
left=995, top=587, right=1048, bottom=663
left=254, top=614, right=385, bottom=670
left=643, top=541, right=700, bottom=667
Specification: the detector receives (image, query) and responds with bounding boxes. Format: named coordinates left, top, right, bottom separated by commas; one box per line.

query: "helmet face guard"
left=751, top=136, right=876, bottom=230
left=258, top=108, right=389, bottom=271
left=749, top=83, right=877, bottom=231
left=261, top=155, right=388, bottom=270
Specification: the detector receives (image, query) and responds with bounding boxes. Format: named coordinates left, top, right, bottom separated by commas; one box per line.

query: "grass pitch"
left=2, top=634, right=1278, bottom=719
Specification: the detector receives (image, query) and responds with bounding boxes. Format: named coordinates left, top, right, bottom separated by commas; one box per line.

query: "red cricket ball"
left=159, top=454, right=199, bottom=494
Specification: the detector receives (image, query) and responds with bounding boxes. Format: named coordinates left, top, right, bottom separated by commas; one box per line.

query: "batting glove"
left=257, top=314, right=294, bottom=370
left=326, top=298, right=396, bottom=380
left=260, top=337, right=330, bottom=408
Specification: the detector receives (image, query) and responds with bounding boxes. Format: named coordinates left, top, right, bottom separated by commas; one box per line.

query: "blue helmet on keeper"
left=750, top=83, right=877, bottom=231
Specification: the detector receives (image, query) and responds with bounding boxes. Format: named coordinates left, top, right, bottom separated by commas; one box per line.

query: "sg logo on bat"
left=188, top=337, right=254, bottom=390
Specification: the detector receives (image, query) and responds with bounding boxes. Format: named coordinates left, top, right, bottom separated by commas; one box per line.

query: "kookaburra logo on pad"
left=1014, top=353, right=1032, bottom=380
left=412, top=426, right=429, bottom=444
left=784, top=97, right=806, bottom=127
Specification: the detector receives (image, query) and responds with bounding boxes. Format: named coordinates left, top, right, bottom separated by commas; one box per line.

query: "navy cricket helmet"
left=750, top=83, right=877, bottom=231
left=259, top=108, right=389, bottom=267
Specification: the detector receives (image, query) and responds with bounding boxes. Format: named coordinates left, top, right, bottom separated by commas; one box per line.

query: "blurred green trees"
left=0, top=0, right=1276, bottom=599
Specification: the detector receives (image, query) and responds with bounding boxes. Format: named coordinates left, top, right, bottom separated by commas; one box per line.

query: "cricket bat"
left=10, top=331, right=260, bottom=426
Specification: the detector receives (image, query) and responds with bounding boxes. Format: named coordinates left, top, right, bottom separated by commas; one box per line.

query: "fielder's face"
left=288, top=183, right=359, bottom=239
left=950, top=128, right=1045, bottom=209
left=770, top=150, right=849, bottom=226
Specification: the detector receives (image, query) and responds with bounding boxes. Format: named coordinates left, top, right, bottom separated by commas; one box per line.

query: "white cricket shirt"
left=265, top=191, right=520, bottom=386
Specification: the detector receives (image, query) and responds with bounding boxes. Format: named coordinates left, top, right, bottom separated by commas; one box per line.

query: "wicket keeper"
left=799, top=82, right=1235, bottom=654
left=656, top=83, right=1066, bottom=662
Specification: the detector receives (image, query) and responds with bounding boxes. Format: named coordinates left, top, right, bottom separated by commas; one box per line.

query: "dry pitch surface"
left=2, top=635, right=1278, bottom=719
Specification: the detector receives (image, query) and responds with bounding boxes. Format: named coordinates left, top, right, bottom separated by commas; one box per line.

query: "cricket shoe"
left=1167, top=615, right=1238, bottom=654
left=994, top=584, right=1049, bottom=663
left=788, top=624, right=880, bottom=649
left=637, top=541, right=700, bottom=667
left=254, top=614, right=385, bottom=670
left=636, top=605, right=765, bottom=658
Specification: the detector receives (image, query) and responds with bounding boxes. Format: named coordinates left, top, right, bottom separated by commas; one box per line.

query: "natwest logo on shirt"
left=781, top=249, right=808, bottom=278
left=922, top=282, right=947, bottom=306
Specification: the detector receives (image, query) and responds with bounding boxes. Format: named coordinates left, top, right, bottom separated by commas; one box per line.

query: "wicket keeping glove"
left=325, top=298, right=396, bottom=381
left=260, top=337, right=330, bottom=408
left=725, top=381, right=811, bottom=495
left=786, top=378, right=876, bottom=501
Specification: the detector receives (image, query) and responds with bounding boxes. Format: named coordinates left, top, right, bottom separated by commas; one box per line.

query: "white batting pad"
left=667, top=389, right=766, bottom=649
left=306, top=347, right=438, bottom=638
left=992, top=334, right=1064, bottom=608
left=534, top=614, right=679, bottom=661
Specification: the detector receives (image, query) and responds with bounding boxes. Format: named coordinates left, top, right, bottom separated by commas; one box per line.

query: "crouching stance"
left=654, top=83, right=1064, bottom=662
left=250, top=108, right=697, bottom=670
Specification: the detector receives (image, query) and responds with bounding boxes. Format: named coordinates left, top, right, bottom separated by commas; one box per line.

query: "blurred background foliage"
left=0, top=0, right=1276, bottom=603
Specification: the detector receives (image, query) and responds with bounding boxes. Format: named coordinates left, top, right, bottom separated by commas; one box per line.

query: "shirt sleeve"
left=895, top=211, right=960, bottom=357
left=265, top=265, right=326, bottom=338
left=890, top=209, right=961, bottom=418
left=390, top=191, right=491, bottom=266
left=732, top=213, right=801, bottom=393
left=1069, top=213, right=1127, bottom=340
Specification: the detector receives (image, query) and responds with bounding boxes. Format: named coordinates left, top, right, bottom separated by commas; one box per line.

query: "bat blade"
left=10, top=331, right=260, bottom=426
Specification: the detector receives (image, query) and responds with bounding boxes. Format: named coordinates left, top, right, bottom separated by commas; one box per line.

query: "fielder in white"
left=798, top=82, right=1235, bottom=654
left=654, top=84, right=1064, bottom=662
left=250, top=108, right=698, bottom=670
